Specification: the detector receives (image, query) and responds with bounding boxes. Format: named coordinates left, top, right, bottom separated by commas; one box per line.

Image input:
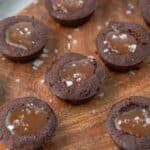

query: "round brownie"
left=139, top=0, right=150, bottom=26
left=45, top=53, right=105, bottom=104
left=44, top=0, right=97, bottom=27
left=96, top=21, right=150, bottom=71
left=106, top=96, right=150, bottom=150
left=0, top=16, right=48, bottom=63
left=0, top=97, right=57, bottom=150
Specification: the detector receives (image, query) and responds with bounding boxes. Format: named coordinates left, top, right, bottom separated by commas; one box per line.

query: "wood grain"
left=0, top=0, right=149, bottom=149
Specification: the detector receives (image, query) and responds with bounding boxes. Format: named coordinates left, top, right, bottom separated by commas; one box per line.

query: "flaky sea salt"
left=134, top=116, right=141, bottom=124
left=73, top=73, right=80, bottom=78
left=43, top=48, right=49, bottom=53
left=128, top=3, right=134, bottom=10
left=99, top=92, right=105, bottom=98
left=103, top=41, right=108, bottom=44
left=19, top=31, right=24, bottom=35
left=146, top=118, right=150, bottom=125
left=126, top=10, right=132, bottom=15
left=117, top=120, right=122, bottom=125
left=41, top=79, right=44, bottom=84
left=67, top=43, right=71, bottom=50
left=112, top=34, right=118, bottom=39
left=24, top=27, right=29, bottom=32
left=91, top=109, right=97, bottom=114
left=74, top=28, right=80, bottom=32
left=40, top=53, right=48, bottom=58
left=111, top=49, right=119, bottom=53
left=32, top=41, right=35, bottom=45
left=32, top=59, right=44, bottom=68
left=97, top=25, right=102, bottom=30
left=15, top=79, right=20, bottom=83
left=72, top=63, right=76, bottom=67
left=76, top=78, right=82, bottom=82
left=119, top=34, right=128, bottom=40
left=129, top=70, right=135, bottom=76
left=72, top=39, right=78, bottom=45
left=1, top=57, right=6, bottom=61
left=32, top=66, right=38, bottom=70
left=67, top=34, right=73, bottom=40
left=128, top=44, right=137, bottom=53
left=7, top=125, right=14, bottom=131
left=105, top=21, right=109, bottom=26
left=126, top=3, right=134, bottom=15
left=65, top=80, right=73, bottom=87
left=54, top=48, right=59, bottom=54
left=104, top=48, right=109, bottom=53
left=88, top=55, right=95, bottom=61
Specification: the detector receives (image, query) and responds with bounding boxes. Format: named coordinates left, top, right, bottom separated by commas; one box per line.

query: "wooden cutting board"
left=0, top=0, right=149, bottom=149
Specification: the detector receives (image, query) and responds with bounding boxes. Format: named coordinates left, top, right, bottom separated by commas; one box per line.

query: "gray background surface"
left=0, top=0, right=33, bottom=19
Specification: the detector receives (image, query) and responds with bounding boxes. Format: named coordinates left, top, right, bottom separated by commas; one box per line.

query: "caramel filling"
left=60, top=59, right=95, bottom=87
left=6, top=22, right=36, bottom=50
left=52, top=0, right=85, bottom=14
left=6, top=103, right=48, bottom=136
left=105, top=31, right=137, bottom=54
left=115, top=108, right=150, bottom=137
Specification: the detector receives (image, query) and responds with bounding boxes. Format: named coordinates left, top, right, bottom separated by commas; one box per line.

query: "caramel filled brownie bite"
left=45, top=53, right=105, bottom=104
left=106, top=96, right=150, bottom=150
left=139, top=0, right=150, bottom=26
left=0, top=16, right=48, bottom=62
left=96, top=22, right=150, bottom=71
left=0, top=97, right=57, bottom=150
left=44, top=0, right=97, bottom=27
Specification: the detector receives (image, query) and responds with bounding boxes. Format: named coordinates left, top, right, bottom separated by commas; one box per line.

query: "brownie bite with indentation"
left=0, top=16, right=48, bottom=63
left=106, top=96, right=150, bottom=150
left=0, top=97, right=57, bottom=150
left=96, top=21, right=150, bottom=71
left=45, top=53, right=105, bottom=104
left=44, top=0, right=97, bottom=27
left=139, top=0, right=150, bottom=26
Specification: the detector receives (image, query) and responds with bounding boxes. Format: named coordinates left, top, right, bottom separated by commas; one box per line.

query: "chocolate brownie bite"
left=139, top=0, right=150, bottom=26
left=45, top=53, right=105, bottom=104
left=0, top=97, right=57, bottom=150
left=0, top=16, right=48, bottom=62
left=44, top=0, right=97, bottom=27
left=106, top=96, right=150, bottom=150
left=96, top=22, right=150, bottom=71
